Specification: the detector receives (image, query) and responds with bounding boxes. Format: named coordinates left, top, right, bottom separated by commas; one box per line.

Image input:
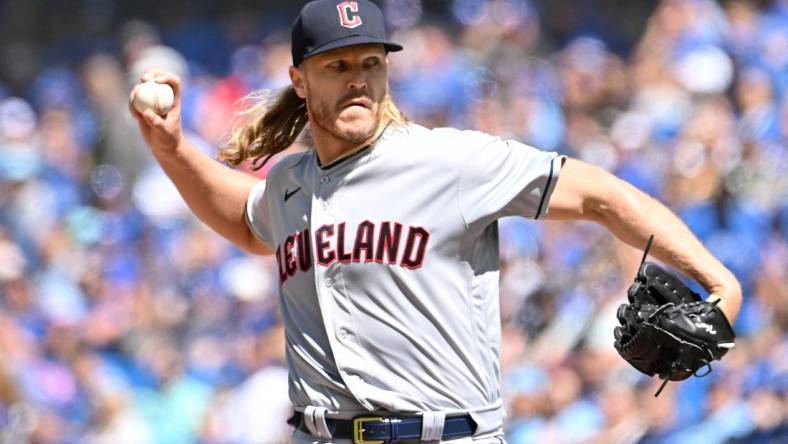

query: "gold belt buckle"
left=353, top=416, right=387, bottom=444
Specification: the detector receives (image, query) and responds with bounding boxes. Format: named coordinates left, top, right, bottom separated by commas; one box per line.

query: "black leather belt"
left=289, top=411, right=476, bottom=442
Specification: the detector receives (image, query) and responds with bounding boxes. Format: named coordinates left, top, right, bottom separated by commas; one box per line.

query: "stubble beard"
left=307, top=94, right=380, bottom=146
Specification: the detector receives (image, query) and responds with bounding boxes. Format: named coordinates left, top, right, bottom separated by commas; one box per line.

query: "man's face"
left=290, top=44, right=388, bottom=145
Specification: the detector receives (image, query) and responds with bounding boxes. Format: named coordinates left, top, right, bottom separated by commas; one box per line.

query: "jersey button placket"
left=314, top=165, right=361, bottom=393
left=318, top=173, right=331, bottom=209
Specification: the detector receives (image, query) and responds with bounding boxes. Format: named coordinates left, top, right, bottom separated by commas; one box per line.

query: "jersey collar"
left=317, top=145, right=373, bottom=171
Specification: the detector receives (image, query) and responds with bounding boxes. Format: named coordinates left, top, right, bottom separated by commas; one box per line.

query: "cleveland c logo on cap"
left=337, top=1, right=362, bottom=29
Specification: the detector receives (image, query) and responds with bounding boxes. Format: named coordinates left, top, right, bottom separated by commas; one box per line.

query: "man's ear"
left=289, top=66, right=307, bottom=99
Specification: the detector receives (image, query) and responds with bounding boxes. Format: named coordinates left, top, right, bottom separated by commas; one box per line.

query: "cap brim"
left=300, top=35, right=403, bottom=64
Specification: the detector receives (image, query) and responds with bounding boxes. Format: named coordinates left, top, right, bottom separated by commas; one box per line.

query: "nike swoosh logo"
left=284, top=187, right=301, bottom=202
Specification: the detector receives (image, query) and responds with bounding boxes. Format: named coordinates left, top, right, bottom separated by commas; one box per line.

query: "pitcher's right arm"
left=129, top=69, right=272, bottom=256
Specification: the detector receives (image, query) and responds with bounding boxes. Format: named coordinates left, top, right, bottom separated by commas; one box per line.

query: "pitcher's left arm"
left=544, top=157, right=742, bottom=322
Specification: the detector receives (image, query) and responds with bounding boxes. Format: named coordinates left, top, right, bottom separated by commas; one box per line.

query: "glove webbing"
left=650, top=299, right=721, bottom=397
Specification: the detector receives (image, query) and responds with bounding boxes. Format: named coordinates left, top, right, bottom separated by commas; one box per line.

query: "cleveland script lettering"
left=275, top=221, right=431, bottom=284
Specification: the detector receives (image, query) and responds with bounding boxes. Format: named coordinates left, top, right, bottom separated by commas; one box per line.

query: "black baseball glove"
left=613, top=236, right=736, bottom=396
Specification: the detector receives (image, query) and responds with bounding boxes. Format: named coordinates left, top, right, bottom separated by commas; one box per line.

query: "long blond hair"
left=219, top=86, right=408, bottom=169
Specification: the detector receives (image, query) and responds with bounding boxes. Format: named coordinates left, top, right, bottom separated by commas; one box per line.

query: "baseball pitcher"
left=128, top=1, right=742, bottom=442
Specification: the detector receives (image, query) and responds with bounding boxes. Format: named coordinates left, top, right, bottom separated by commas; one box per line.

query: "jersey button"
left=338, top=328, right=348, bottom=339
left=320, top=175, right=330, bottom=184
left=325, top=278, right=333, bottom=288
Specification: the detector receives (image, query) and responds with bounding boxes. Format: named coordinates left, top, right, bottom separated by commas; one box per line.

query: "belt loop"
left=303, top=406, right=332, bottom=439
left=420, top=411, right=446, bottom=441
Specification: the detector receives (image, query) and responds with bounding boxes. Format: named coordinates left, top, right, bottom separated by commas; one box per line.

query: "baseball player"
left=129, top=1, right=743, bottom=442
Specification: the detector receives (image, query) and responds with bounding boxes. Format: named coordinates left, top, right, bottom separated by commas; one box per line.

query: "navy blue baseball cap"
left=292, top=0, right=403, bottom=66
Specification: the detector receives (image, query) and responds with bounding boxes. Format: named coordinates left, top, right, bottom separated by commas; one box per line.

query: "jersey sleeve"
left=244, top=179, right=272, bottom=245
left=457, top=133, right=563, bottom=227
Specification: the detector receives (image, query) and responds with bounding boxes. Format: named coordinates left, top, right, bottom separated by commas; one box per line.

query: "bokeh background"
left=0, top=0, right=786, bottom=443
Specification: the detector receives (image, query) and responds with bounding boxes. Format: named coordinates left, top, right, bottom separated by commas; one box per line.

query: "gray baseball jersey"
left=245, top=123, right=562, bottom=436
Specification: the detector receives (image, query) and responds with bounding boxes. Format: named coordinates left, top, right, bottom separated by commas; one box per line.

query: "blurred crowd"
left=0, top=0, right=786, bottom=443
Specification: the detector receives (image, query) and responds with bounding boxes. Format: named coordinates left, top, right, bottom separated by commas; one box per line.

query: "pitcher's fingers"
left=142, top=109, right=166, bottom=128
left=151, top=73, right=182, bottom=108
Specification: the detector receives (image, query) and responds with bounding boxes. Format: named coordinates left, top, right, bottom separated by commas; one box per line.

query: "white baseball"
left=133, top=81, right=175, bottom=116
